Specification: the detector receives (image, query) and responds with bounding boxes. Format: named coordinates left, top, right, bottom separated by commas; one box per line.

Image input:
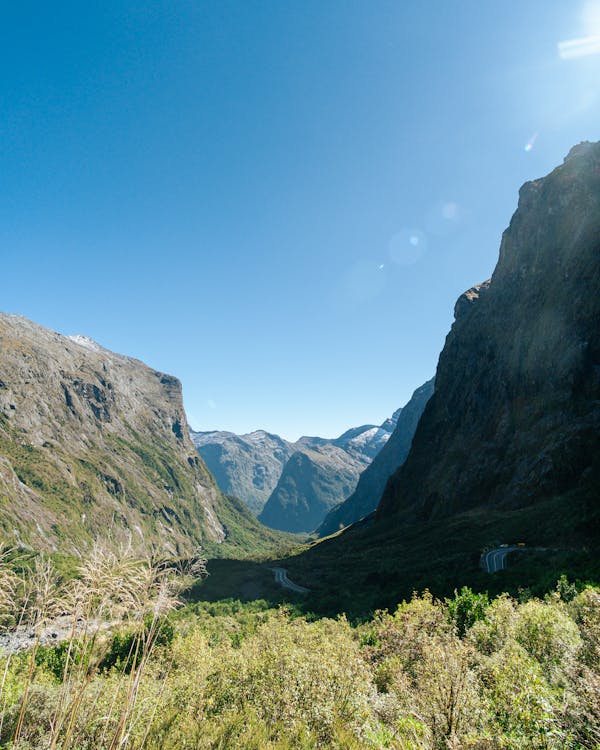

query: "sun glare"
left=558, top=1, right=600, bottom=59
left=582, top=0, right=600, bottom=33
left=524, top=132, right=538, bottom=152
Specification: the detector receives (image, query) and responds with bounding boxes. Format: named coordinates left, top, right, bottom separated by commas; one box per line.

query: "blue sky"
left=2, top=1, right=600, bottom=440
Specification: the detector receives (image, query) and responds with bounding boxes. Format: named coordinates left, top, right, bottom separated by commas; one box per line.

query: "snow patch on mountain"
left=67, top=335, right=101, bottom=352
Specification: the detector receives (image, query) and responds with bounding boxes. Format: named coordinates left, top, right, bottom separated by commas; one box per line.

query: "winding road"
left=481, top=546, right=523, bottom=573
left=270, top=567, right=310, bottom=593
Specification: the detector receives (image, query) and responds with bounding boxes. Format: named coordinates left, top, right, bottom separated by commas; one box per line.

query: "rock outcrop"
left=378, top=142, right=600, bottom=527
left=318, top=378, right=434, bottom=536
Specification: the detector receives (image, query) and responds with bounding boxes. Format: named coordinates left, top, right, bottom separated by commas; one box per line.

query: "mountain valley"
left=0, top=142, right=599, bottom=750
left=5, top=3, right=600, bottom=744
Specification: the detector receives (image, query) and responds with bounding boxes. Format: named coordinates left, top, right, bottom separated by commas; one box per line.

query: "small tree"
left=446, top=587, right=489, bottom=637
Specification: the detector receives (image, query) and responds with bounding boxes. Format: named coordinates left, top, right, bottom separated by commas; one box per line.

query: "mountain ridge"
left=0, top=313, right=286, bottom=557
left=193, top=411, right=401, bottom=532
left=317, top=377, right=434, bottom=537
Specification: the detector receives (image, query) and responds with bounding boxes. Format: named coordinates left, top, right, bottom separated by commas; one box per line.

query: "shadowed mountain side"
left=258, top=444, right=369, bottom=533
left=378, top=141, right=600, bottom=526
left=317, top=378, right=434, bottom=537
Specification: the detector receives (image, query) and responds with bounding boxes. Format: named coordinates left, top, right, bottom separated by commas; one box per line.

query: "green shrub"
left=447, top=586, right=489, bottom=637
left=514, top=599, right=581, bottom=679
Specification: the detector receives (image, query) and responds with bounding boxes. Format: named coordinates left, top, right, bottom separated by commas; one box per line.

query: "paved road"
left=481, top=546, right=523, bottom=573
left=270, top=567, right=310, bottom=593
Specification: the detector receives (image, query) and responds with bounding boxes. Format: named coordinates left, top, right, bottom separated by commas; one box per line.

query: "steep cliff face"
left=0, top=314, right=278, bottom=556
left=378, top=142, right=600, bottom=526
left=318, top=378, right=434, bottom=537
left=190, top=430, right=295, bottom=515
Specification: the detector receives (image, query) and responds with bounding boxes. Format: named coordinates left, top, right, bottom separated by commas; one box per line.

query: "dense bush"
left=1, top=552, right=599, bottom=749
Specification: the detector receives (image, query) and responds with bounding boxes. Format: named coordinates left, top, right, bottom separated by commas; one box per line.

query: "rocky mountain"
left=330, top=422, right=397, bottom=459
left=280, top=143, right=600, bottom=615
left=190, top=429, right=295, bottom=515
left=0, top=314, right=286, bottom=557
left=257, top=414, right=402, bottom=533
left=192, top=413, right=401, bottom=531
left=317, top=378, right=434, bottom=537
left=257, top=442, right=372, bottom=533
left=378, top=142, right=600, bottom=528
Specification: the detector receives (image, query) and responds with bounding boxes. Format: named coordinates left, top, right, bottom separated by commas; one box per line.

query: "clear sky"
left=2, top=1, right=600, bottom=440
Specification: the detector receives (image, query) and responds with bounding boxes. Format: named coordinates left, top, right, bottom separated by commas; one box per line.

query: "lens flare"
left=442, top=201, right=459, bottom=220
left=524, top=132, right=538, bottom=152
left=389, top=229, right=427, bottom=266
left=425, top=201, right=462, bottom=236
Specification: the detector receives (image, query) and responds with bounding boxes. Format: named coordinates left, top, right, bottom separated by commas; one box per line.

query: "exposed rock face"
left=258, top=443, right=371, bottom=533
left=190, top=430, right=295, bottom=515
left=318, top=378, right=434, bottom=537
left=0, top=314, right=266, bottom=556
left=378, top=142, right=600, bottom=525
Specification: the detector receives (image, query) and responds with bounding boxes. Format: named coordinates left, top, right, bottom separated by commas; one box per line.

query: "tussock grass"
left=0, top=543, right=205, bottom=749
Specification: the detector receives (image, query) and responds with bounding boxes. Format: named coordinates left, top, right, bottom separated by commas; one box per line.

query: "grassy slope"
left=0, top=406, right=300, bottom=560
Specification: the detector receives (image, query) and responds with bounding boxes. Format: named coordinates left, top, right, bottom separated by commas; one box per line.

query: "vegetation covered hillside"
left=1, top=548, right=599, bottom=749
left=0, top=314, right=290, bottom=558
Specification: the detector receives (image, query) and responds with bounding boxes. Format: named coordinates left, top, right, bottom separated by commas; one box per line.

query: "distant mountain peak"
left=192, top=408, right=402, bottom=528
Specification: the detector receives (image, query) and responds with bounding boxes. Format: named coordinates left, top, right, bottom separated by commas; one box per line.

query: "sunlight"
left=582, top=0, right=600, bottom=33
left=558, top=0, right=600, bottom=59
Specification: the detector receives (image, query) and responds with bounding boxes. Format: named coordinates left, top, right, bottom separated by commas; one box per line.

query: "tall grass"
left=0, top=543, right=205, bottom=750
